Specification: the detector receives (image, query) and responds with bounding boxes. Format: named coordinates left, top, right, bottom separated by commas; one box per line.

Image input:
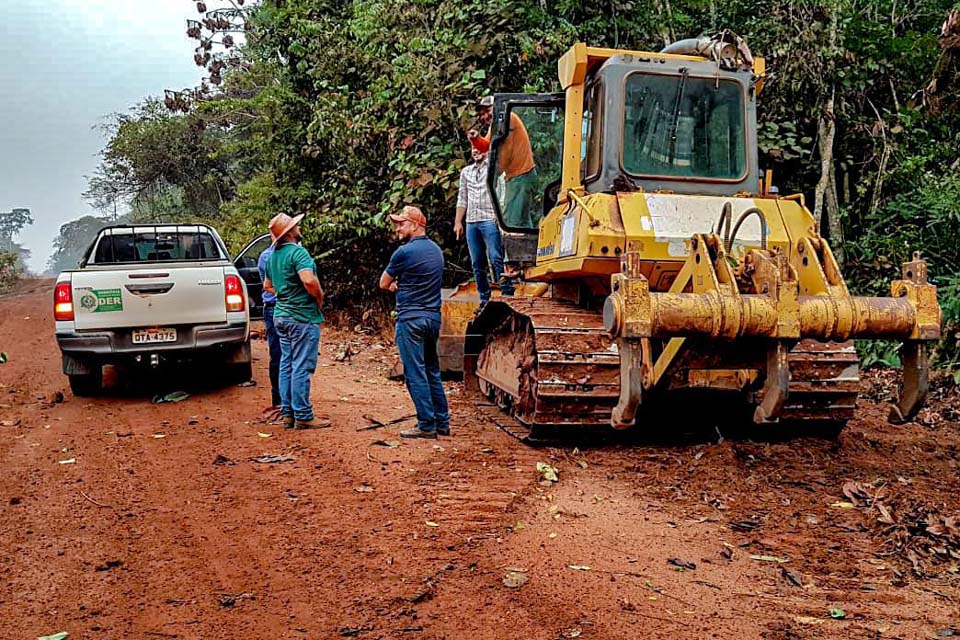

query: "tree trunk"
left=814, top=90, right=844, bottom=263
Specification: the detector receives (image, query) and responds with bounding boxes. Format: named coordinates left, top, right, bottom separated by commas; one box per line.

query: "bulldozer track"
left=472, top=298, right=860, bottom=439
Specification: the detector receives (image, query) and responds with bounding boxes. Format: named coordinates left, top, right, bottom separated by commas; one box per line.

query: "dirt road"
left=1, top=280, right=959, bottom=639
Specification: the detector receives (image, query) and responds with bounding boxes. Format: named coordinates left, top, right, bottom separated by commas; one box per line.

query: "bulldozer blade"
left=888, top=341, right=929, bottom=424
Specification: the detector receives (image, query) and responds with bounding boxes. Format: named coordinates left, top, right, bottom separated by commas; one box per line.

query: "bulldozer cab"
left=485, top=45, right=762, bottom=267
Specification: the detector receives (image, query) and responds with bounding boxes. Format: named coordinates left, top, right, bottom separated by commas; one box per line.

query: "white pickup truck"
left=54, top=224, right=251, bottom=395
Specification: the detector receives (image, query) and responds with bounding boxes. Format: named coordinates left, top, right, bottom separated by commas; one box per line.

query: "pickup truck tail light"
left=225, top=274, right=246, bottom=312
left=54, top=282, right=74, bottom=321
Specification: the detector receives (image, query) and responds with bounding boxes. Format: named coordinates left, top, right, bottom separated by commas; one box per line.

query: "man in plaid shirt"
left=454, top=147, right=515, bottom=305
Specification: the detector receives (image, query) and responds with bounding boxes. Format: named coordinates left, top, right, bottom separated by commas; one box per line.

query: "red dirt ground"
left=1, top=279, right=958, bottom=639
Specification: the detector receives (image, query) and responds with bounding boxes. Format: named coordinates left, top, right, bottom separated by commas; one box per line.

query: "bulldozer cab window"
left=622, top=73, right=747, bottom=181
left=582, top=80, right=603, bottom=182
left=489, top=103, right=565, bottom=231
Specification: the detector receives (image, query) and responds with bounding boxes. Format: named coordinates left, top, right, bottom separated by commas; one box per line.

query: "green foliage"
left=0, top=251, right=23, bottom=294
left=86, top=0, right=960, bottom=371
left=0, top=208, right=33, bottom=277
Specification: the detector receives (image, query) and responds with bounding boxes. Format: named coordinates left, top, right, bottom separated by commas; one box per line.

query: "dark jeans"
left=466, top=220, right=514, bottom=303
left=396, top=315, right=449, bottom=434
left=263, top=304, right=281, bottom=406
left=275, top=316, right=320, bottom=421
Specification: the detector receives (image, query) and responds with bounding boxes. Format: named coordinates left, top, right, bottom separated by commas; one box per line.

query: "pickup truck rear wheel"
left=230, top=361, right=253, bottom=384
left=69, top=369, right=103, bottom=397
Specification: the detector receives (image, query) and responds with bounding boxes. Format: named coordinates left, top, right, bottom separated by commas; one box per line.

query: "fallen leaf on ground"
left=781, top=567, right=804, bottom=587
left=0, top=352, right=8, bottom=364
left=152, top=391, right=190, bottom=404
left=667, top=558, right=697, bottom=570
left=537, top=462, right=559, bottom=482
left=750, top=555, right=789, bottom=563
left=372, top=440, right=400, bottom=448
left=355, top=485, right=374, bottom=493
left=257, top=432, right=273, bottom=438
left=37, top=633, right=69, bottom=640
left=153, top=434, right=166, bottom=439
left=502, top=571, right=529, bottom=588
left=250, top=455, right=295, bottom=464
left=425, top=521, right=440, bottom=527
left=57, top=458, right=76, bottom=465
left=829, top=606, right=846, bottom=619
left=831, top=501, right=856, bottom=509
left=560, top=626, right=582, bottom=638
left=0, top=419, right=21, bottom=427
left=567, top=565, right=591, bottom=571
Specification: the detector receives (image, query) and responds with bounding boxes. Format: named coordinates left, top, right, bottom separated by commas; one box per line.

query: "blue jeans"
left=466, top=220, right=514, bottom=303
left=396, top=315, right=449, bottom=433
left=275, top=316, right=320, bottom=421
left=263, top=304, right=282, bottom=407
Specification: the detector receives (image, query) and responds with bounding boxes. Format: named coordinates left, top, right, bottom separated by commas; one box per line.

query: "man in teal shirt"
left=263, top=213, right=330, bottom=429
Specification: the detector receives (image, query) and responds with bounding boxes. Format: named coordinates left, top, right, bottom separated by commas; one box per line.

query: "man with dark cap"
left=263, top=213, right=330, bottom=430
left=379, top=205, right=450, bottom=439
left=467, top=95, right=538, bottom=229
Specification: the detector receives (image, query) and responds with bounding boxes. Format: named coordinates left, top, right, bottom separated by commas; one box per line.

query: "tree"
left=46, top=215, right=116, bottom=274
left=0, top=208, right=32, bottom=290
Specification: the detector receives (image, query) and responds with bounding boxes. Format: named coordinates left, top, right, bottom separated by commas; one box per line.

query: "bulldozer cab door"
left=487, top=93, right=565, bottom=263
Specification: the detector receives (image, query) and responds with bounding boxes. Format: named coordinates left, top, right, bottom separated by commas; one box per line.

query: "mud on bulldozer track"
left=468, top=298, right=860, bottom=443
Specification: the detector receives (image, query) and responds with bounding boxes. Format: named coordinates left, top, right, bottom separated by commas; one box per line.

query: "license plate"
left=132, top=328, right=177, bottom=344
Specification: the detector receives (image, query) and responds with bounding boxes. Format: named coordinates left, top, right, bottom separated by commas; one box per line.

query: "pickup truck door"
left=234, top=233, right=272, bottom=320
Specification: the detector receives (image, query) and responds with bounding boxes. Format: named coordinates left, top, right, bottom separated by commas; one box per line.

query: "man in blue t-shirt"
left=258, top=243, right=281, bottom=412
left=263, top=213, right=330, bottom=430
left=379, top=205, right=450, bottom=439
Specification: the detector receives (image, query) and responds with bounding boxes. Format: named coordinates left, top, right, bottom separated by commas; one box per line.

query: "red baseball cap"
left=389, top=205, right=427, bottom=228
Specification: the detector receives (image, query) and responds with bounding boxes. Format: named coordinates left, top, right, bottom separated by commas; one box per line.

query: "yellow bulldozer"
left=441, top=33, right=941, bottom=441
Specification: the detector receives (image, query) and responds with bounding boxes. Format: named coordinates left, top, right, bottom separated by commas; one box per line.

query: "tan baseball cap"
left=388, top=205, right=427, bottom=228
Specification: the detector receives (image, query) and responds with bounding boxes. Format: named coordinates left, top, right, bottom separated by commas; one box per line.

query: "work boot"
left=437, top=424, right=451, bottom=436
left=400, top=427, right=437, bottom=439
left=281, top=415, right=295, bottom=429
left=294, top=417, right=332, bottom=430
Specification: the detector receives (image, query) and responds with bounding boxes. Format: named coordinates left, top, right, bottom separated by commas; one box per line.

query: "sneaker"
left=437, top=427, right=451, bottom=436
left=294, top=418, right=332, bottom=430
left=281, top=415, right=295, bottom=429
left=400, top=427, right=437, bottom=439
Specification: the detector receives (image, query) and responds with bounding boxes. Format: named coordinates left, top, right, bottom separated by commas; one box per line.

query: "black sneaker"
left=437, top=426, right=450, bottom=436
left=400, top=427, right=437, bottom=439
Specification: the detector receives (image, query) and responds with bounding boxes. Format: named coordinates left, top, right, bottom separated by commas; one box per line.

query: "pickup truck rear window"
left=92, top=230, right=223, bottom=264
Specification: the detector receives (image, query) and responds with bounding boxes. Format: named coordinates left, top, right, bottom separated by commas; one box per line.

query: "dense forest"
left=38, top=0, right=960, bottom=366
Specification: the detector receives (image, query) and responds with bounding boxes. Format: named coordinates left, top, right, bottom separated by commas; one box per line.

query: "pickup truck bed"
left=54, top=224, right=251, bottom=395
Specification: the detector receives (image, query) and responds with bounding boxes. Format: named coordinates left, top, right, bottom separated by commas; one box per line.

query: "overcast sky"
left=0, top=0, right=204, bottom=272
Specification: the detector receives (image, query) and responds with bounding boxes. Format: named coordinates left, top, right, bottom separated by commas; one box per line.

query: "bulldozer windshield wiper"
left=667, top=68, right=690, bottom=166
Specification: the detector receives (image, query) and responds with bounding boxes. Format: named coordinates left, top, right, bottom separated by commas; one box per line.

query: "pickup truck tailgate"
left=72, top=267, right=228, bottom=330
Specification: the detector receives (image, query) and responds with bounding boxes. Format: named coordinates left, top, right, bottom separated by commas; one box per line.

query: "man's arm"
left=467, top=128, right=491, bottom=153
left=454, top=207, right=467, bottom=240
left=263, top=277, right=275, bottom=295
left=379, top=271, right=398, bottom=292
left=298, top=269, right=324, bottom=307
left=455, top=170, right=469, bottom=240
